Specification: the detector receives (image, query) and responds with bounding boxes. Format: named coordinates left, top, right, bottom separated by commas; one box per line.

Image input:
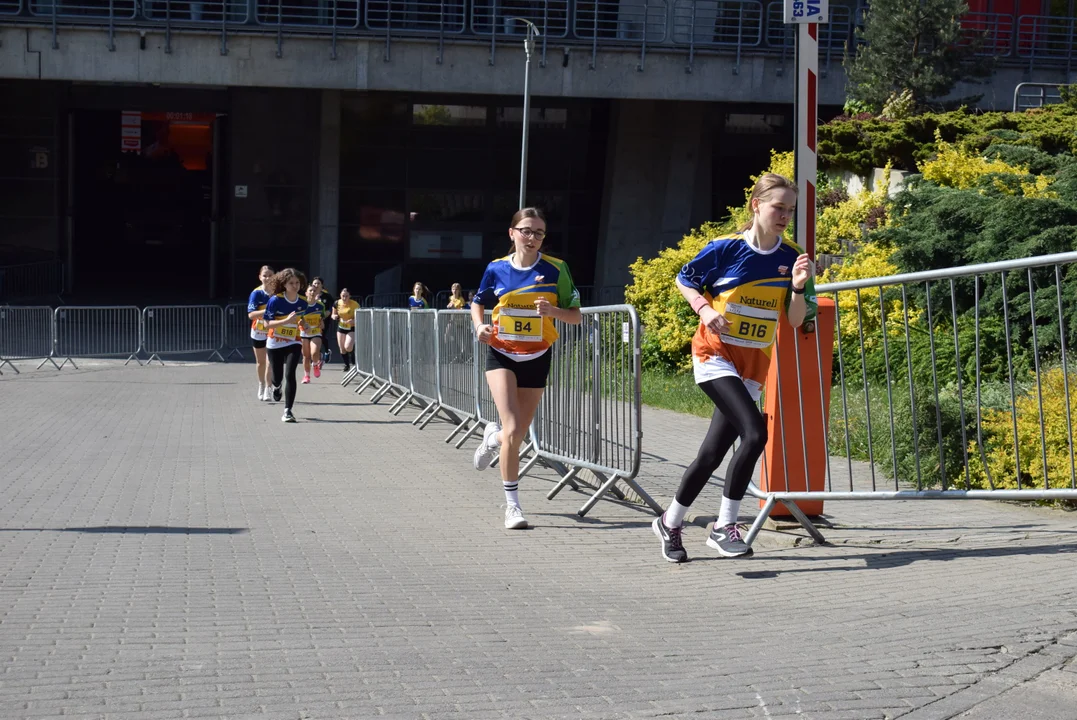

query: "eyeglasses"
left=512, top=227, right=546, bottom=240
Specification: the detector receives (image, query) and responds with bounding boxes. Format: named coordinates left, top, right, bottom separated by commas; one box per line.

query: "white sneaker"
left=257, top=385, right=265, bottom=400
left=504, top=504, right=528, bottom=530
left=473, top=422, right=501, bottom=471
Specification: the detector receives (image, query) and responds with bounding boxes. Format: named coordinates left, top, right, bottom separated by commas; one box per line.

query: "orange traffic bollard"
left=758, top=298, right=836, bottom=516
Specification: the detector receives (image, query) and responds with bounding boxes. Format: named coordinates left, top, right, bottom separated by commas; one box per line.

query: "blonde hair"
left=739, top=173, right=798, bottom=232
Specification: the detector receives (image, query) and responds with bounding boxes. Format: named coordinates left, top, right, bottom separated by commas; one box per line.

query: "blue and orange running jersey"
left=264, top=293, right=309, bottom=349
left=677, top=233, right=818, bottom=388
left=247, top=285, right=272, bottom=340
left=473, top=253, right=580, bottom=359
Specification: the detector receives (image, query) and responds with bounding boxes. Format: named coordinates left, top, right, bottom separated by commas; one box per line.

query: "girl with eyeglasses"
left=652, top=173, right=816, bottom=562
left=471, top=208, right=581, bottom=530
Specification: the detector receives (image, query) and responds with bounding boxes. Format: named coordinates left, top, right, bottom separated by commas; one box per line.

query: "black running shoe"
left=652, top=516, right=688, bottom=563
left=706, top=523, right=753, bottom=557
left=281, top=408, right=296, bottom=423
left=272, top=385, right=282, bottom=402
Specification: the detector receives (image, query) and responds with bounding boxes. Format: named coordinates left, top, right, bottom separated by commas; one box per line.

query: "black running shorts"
left=251, top=337, right=267, bottom=349
left=485, top=346, right=551, bottom=389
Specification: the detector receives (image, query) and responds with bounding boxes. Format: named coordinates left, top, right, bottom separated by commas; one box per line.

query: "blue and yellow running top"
left=247, top=285, right=272, bottom=341
left=264, top=293, right=309, bottom=349
left=300, top=300, right=325, bottom=339
left=473, top=253, right=580, bottom=359
left=677, top=233, right=817, bottom=388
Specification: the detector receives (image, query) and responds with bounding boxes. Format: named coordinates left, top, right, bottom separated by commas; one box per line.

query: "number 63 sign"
left=784, top=0, right=828, bottom=23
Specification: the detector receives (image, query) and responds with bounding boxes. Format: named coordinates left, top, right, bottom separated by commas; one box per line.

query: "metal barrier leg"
left=370, top=382, right=393, bottom=403
left=453, top=420, right=482, bottom=449
left=517, top=453, right=541, bottom=480
left=146, top=353, right=164, bottom=366
left=207, top=349, right=225, bottom=362
left=412, top=401, right=439, bottom=426
left=0, top=358, right=20, bottom=374
left=445, top=416, right=473, bottom=443
left=225, top=347, right=244, bottom=361
left=617, top=477, right=663, bottom=515
left=778, top=498, right=827, bottom=544
left=547, top=466, right=582, bottom=500
left=744, top=495, right=778, bottom=548
left=418, top=404, right=459, bottom=430
left=388, top=390, right=414, bottom=415
left=578, top=472, right=626, bottom=517
left=341, top=367, right=360, bottom=386
left=354, top=375, right=376, bottom=395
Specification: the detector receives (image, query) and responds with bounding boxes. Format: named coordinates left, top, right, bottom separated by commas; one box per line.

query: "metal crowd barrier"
left=346, top=303, right=651, bottom=517
left=222, top=302, right=254, bottom=360
left=53, top=305, right=143, bottom=368
left=142, top=305, right=226, bottom=364
left=743, top=251, right=1077, bottom=548
left=342, top=308, right=376, bottom=389
left=0, top=305, right=60, bottom=373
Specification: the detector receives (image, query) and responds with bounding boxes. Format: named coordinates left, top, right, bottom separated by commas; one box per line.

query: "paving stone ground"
left=1, top=361, right=1076, bottom=720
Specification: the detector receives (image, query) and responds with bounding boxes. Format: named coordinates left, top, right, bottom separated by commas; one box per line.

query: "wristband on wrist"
left=689, top=295, right=710, bottom=314
left=791, top=284, right=806, bottom=295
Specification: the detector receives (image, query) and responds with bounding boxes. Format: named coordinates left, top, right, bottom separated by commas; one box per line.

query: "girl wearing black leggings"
left=652, top=173, right=817, bottom=562
left=263, top=268, right=309, bottom=423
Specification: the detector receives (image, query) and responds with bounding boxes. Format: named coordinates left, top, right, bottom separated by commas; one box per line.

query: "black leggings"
left=269, top=344, right=302, bottom=409
left=674, top=376, right=768, bottom=505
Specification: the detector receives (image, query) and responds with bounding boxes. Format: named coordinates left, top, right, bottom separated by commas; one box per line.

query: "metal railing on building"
left=0, top=261, right=64, bottom=304
left=8, top=0, right=1072, bottom=72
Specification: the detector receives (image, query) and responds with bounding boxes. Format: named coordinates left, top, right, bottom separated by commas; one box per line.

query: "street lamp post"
left=513, top=18, right=541, bottom=209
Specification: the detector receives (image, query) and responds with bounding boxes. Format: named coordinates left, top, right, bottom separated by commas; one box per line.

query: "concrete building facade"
left=1, top=1, right=1075, bottom=302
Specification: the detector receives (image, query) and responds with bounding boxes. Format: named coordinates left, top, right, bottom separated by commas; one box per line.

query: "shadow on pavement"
left=736, top=541, right=1077, bottom=577
left=0, top=526, right=249, bottom=534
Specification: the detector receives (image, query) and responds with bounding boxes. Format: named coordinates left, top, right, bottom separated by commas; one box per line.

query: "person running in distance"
left=263, top=268, right=309, bottom=423
left=332, top=288, right=360, bottom=372
left=471, top=208, right=582, bottom=530
left=248, top=265, right=275, bottom=401
left=652, top=173, right=817, bottom=562
left=311, top=276, right=334, bottom=366
left=300, top=284, right=326, bottom=384
left=446, top=282, right=467, bottom=309
left=408, top=282, right=429, bottom=310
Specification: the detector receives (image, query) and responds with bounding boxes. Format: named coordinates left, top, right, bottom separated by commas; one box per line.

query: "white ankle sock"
left=717, top=497, right=741, bottom=527
left=664, top=500, right=690, bottom=528
left=503, top=481, right=520, bottom=507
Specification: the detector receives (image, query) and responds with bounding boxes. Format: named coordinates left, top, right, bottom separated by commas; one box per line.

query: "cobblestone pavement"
left=1, top=362, right=1076, bottom=720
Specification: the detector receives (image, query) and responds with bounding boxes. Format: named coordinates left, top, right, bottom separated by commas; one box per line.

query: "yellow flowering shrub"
left=922, top=132, right=1058, bottom=198
left=816, top=173, right=892, bottom=256
left=966, top=368, right=1077, bottom=490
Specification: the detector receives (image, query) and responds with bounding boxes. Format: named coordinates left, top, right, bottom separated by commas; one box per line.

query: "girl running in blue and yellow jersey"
left=248, top=265, right=274, bottom=401
left=652, top=173, right=817, bottom=563
left=263, top=268, right=309, bottom=423
left=471, top=207, right=582, bottom=530
left=331, top=288, right=360, bottom=372
left=300, top=285, right=325, bottom=384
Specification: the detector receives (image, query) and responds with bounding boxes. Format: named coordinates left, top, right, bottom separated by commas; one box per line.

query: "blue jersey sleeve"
left=263, top=296, right=277, bottom=321
left=677, top=241, right=724, bottom=293
left=473, top=265, right=499, bottom=308
left=248, top=289, right=264, bottom=313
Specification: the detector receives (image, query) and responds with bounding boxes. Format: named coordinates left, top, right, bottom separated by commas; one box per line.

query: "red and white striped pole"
left=787, top=0, right=826, bottom=259
left=796, top=23, right=818, bottom=258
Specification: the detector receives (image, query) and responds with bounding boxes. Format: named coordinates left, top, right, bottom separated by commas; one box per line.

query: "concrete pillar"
left=595, top=99, right=711, bottom=292
left=311, top=89, right=341, bottom=292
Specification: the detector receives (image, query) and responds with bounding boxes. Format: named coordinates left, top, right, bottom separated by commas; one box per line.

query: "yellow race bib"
left=252, top=318, right=267, bottom=332
left=720, top=301, right=778, bottom=348
left=497, top=308, right=542, bottom=343
left=303, top=315, right=322, bottom=333
left=275, top=325, right=298, bottom=340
